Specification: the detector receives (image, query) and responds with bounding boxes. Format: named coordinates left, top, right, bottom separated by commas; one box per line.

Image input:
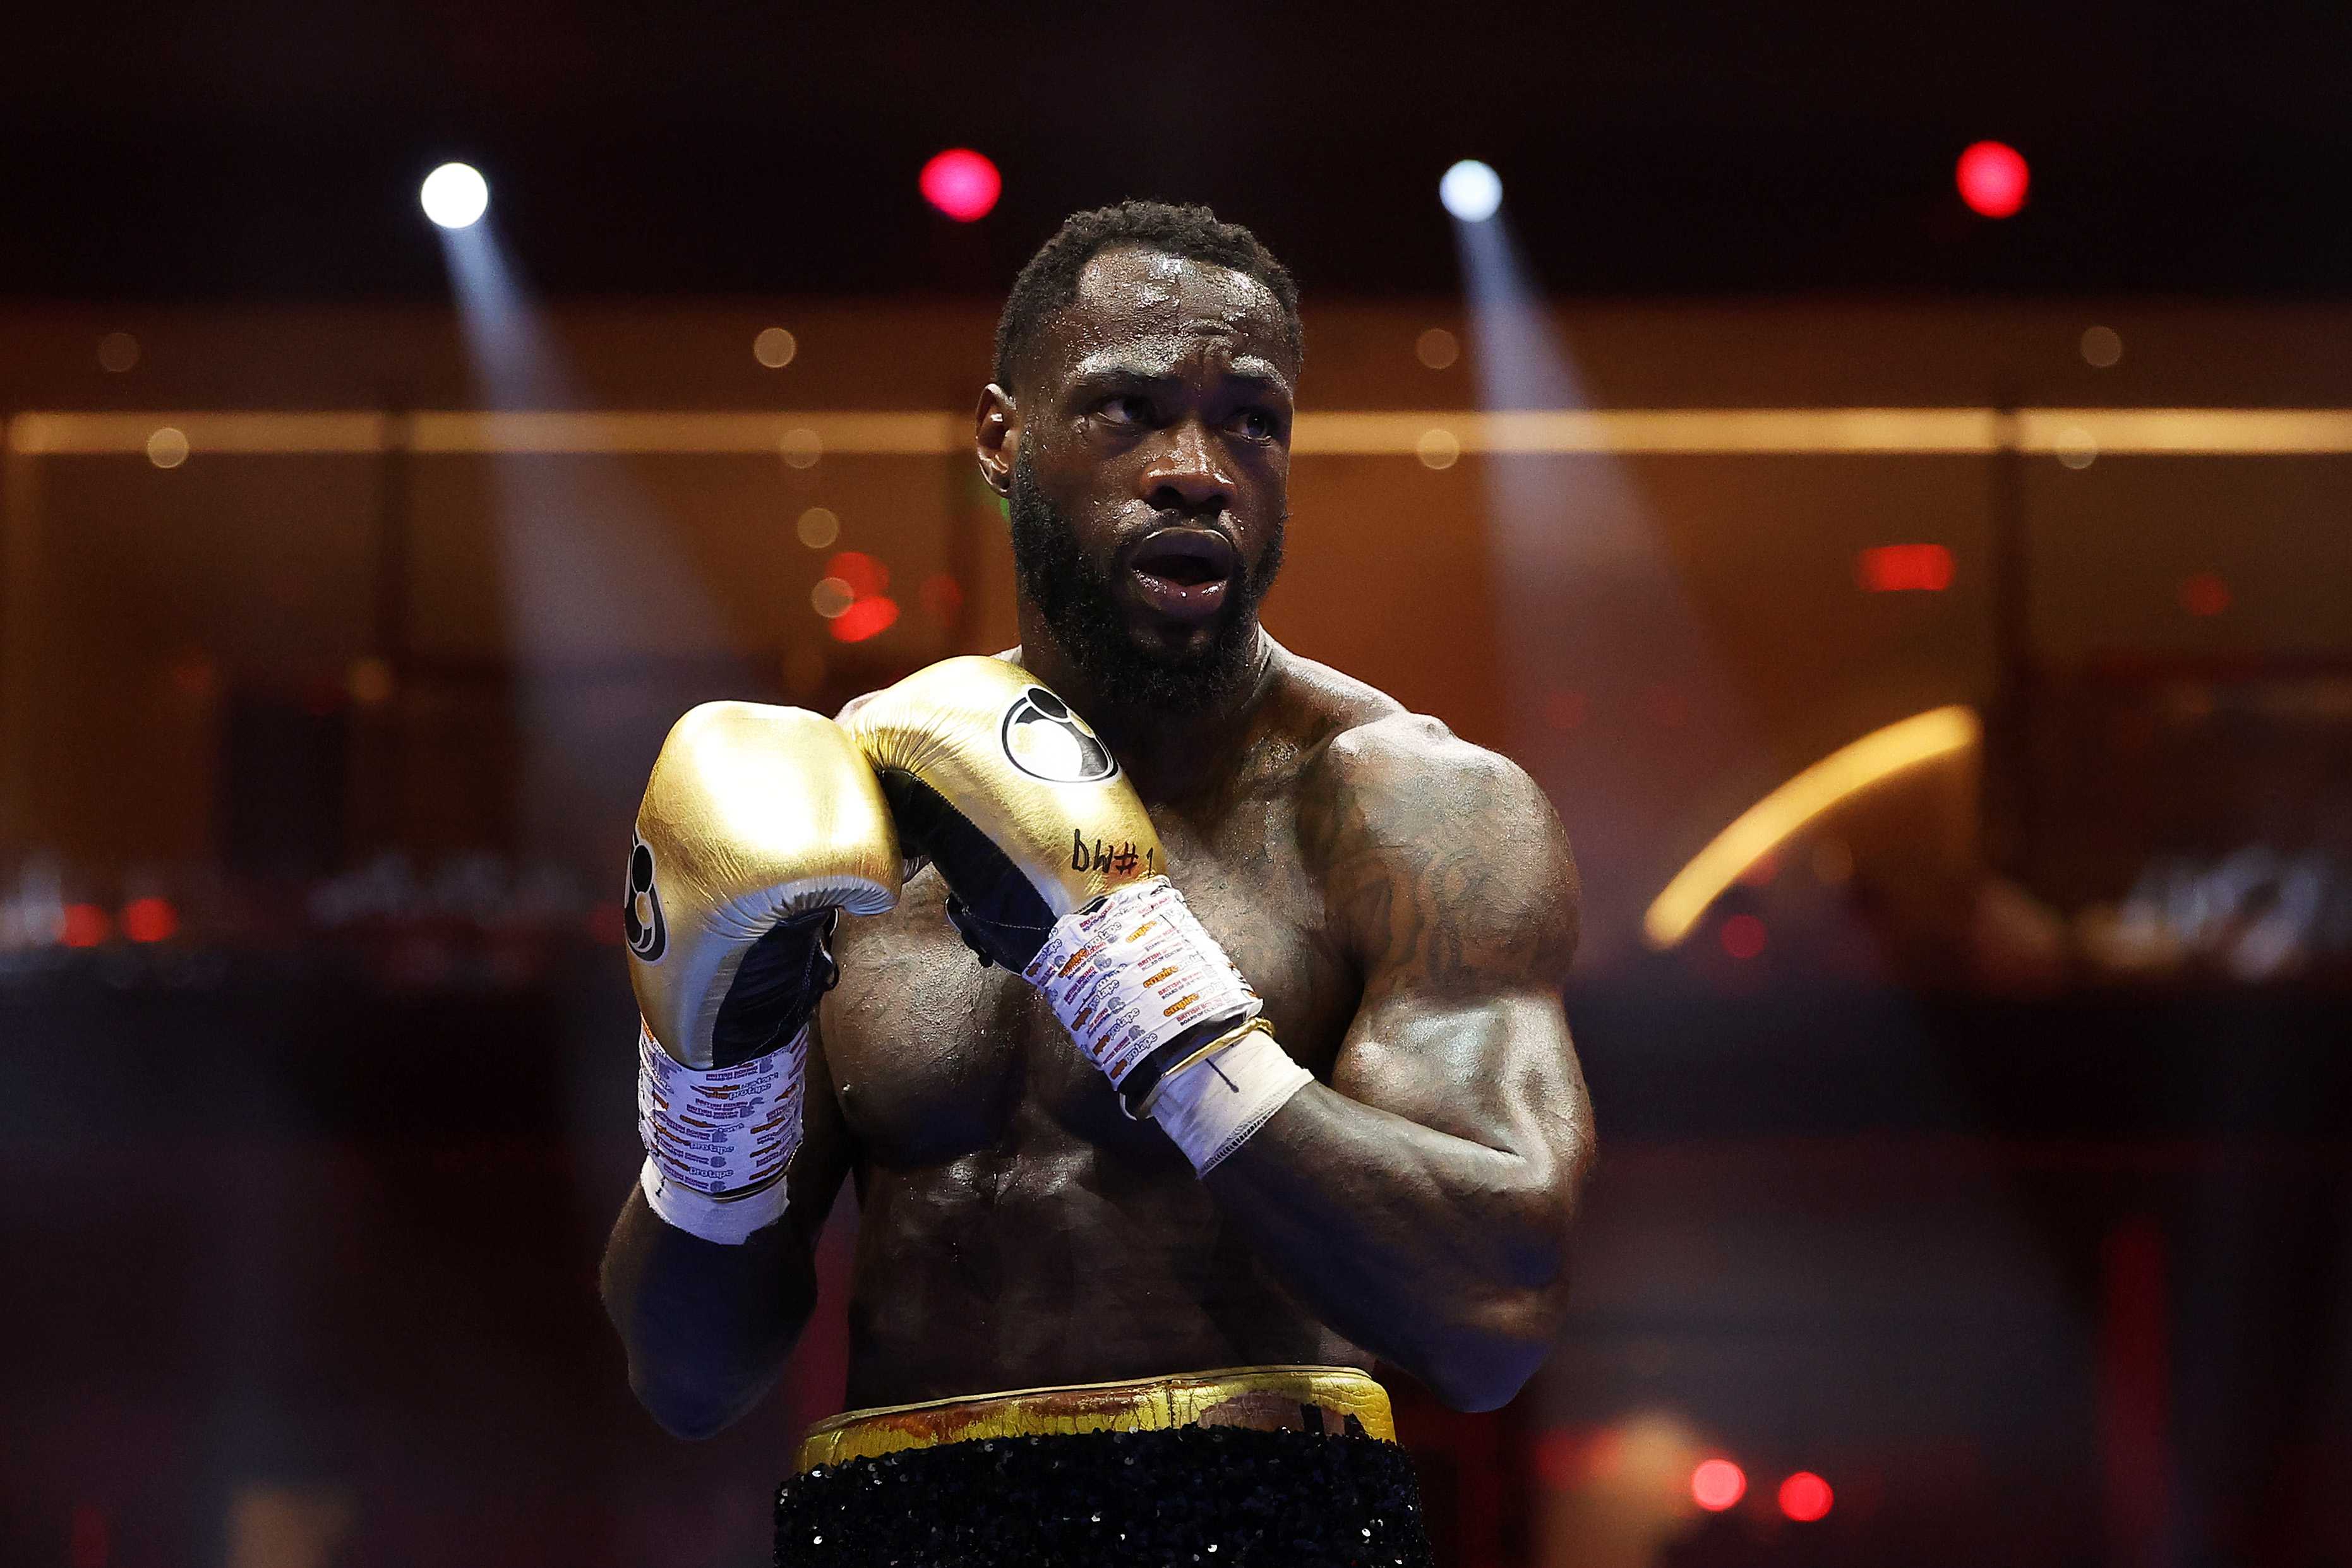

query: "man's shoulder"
left=1278, top=653, right=1540, bottom=830
left=1285, top=672, right=1578, bottom=984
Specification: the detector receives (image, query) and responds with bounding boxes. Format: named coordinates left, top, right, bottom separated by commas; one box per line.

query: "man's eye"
left=1099, top=396, right=1155, bottom=427
left=1233, top=409, right=1278, bottom=441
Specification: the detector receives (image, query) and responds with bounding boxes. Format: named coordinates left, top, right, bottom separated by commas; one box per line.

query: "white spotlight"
left=421, top=162, right=490, bottom=230
left=1439, top=160, right=1503, bottom=223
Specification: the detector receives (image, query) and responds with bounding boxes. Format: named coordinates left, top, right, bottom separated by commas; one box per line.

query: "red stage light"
left=1956, top=141, right=2029, bottom=218
left=1857, top=543, right=1955, bottom=592
left=121, top=896, right=179, bottom=944
left=61, top=903, right=111, bottom=949
left=920, top=149, right=1001, bottom=222
left=1778, top=1471, right=1833, bottom=1521
left=829, top=596, right=900, bottom=643
left=827, top=551, right=889, bottom=599
left=1691, top=1458, right=1746, bottom=1511
left=1719, top=914, right=1767, bottom=961
left=2180, top=572, right=2231, bottom=617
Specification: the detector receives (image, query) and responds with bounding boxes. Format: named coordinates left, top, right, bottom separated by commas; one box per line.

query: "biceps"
left=1328, top=986, right=1583, bottom=1155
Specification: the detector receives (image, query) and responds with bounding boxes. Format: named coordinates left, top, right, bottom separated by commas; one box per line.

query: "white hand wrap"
left=1021, top=875, right=1309, bottom=1171
left=1148, top=1022, right=1315, bottom=1175
left=1021, top=876, right=1263, bottom=1090
left=635, top=1019, right=802, bottom=1245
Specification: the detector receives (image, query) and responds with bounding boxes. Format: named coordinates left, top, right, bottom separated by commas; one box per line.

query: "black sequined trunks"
left=774, top=1424, right=1434, bottom=1567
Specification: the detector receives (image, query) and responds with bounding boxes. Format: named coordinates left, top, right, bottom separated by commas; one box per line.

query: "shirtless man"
left=602, top=201, right=1592, bottom=1564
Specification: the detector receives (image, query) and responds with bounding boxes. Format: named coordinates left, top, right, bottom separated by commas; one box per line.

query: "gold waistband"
left=794, top=1365, right=1395, bottom=1473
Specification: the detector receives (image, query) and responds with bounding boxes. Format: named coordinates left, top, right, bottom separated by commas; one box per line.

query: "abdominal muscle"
left=841, top=1117, right=1366, bottom=1410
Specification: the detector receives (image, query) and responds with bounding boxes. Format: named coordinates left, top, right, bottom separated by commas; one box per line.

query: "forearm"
left=599, top=1189, right=815, bottom=1439
left=1203, top=1082, right=1584, bottom=1411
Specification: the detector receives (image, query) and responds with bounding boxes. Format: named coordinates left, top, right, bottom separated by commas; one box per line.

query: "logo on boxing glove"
left=999, top=687, right=1118, bottom=784
left=624, top=830, right=667, bottom=962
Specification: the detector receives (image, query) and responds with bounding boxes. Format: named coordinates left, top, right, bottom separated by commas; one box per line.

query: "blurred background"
left=7, top=5, right=2352, bottom=1566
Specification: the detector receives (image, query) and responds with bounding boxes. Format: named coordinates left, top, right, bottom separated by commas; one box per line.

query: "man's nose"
left=1142, top=420, right=1231, bottom=516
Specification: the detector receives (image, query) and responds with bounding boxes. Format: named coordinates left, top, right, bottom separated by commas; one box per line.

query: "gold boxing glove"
left=629, top=702, right=902, bottom=1068
left=628, top=703, right=901, bottom=1241
left=848, top=657, right=1275, bottom=1129
left=846, top=656, right=1161, bottom=961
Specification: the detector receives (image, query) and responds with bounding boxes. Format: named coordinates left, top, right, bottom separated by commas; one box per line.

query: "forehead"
left=1037, top=246, right=1293, bottom=384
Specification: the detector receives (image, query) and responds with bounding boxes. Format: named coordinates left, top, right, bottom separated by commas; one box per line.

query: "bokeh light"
left=122, top=897, right=179, bottom=945
left=795, top=506, right=841, bottom=549
left=1955, top=141, right=2029, bottom=218
left=420, top=162, right=490, bottom=230
left=753, top=327, right=798, bottom=368
left=1416, top=327, right=1460, bottom=369
left=1720, top=913, right=1768, bottom=959
left=825, top=550, right=888, bottom=599
left=1440, top=160, right=1504, bottom=222
left=2055, top=426, right=2098, bottom=470
left=61, top=903, right=111, bottom=949
left=1778, top=1471, right=1833, bottom=1521
left=780, top=427, right=823, bottom=469
left=920, top=149, right=1001, bottom=222
left=829, top=596, right=899, bottom=642
left=1691, top=1458, right=1746, bottom=1511
left=2080, top=325, right=2123, bottom=368
left=810, top=577, right=854, bottom=618
left=97, top=332, right=139, bottom=373
left=146, top=427, right=189, bottom=469
left=1856, top=543, right=1955, bottom=592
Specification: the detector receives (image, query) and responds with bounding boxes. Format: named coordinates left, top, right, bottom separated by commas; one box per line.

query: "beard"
left=1008, top=453, right=1284, bottom=715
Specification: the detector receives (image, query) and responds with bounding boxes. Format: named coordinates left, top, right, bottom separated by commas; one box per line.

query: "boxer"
left=602, top=201, right=1592, bottom=1564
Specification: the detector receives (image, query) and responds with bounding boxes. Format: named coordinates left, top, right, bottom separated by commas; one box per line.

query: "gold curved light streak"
left=1641, top=705, right=1981, bottom=950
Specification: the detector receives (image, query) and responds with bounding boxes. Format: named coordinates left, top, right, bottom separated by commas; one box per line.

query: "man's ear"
left=975, top=383, right=1017, bottom=499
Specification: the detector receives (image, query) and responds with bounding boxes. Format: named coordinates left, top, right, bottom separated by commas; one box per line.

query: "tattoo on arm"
left=1304, top=717, right=1580, bottom=996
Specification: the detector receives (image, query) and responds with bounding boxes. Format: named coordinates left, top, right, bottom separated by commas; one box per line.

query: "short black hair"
left=992, top=200, right=1302, bottom=392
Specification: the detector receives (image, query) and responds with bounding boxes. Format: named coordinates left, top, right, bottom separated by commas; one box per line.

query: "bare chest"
left=819, top=810, right=1356, bottom=1167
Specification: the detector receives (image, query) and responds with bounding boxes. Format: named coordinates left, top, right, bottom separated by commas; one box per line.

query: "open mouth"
left=1127, top=529, right=1239, bottom=622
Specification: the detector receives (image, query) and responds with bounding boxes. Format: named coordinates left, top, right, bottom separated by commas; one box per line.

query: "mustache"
left=1109, top=510, right=1287, bottom=576
left=1006, top=460, right=1283, bottom=714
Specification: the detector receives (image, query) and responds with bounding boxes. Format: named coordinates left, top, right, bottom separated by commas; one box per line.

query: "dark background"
left=8, top=4, right=2352, bottom=301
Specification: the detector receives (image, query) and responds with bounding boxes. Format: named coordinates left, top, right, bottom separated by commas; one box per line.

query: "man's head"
left=978, top=201, right=1302, bottom=715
